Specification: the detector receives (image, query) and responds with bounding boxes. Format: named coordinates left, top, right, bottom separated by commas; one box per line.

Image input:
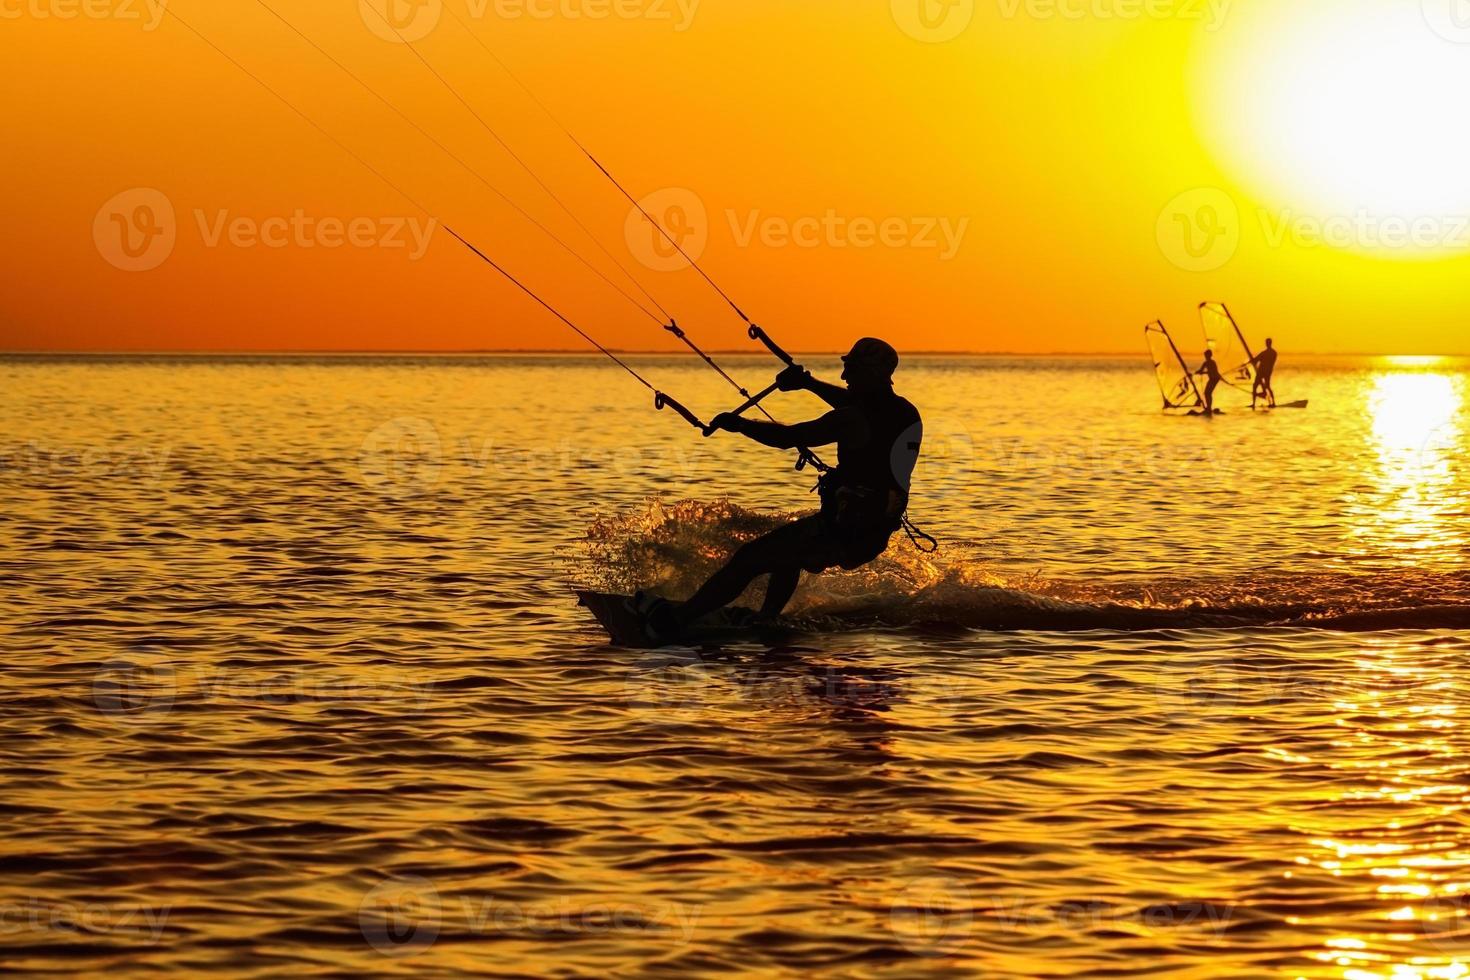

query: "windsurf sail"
left=1199, top=302, right=1256, bottom=395
left=1144, top=321, right=1204, bottom=411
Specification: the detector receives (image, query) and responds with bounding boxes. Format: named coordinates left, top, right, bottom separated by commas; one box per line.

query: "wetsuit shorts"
left=798, top=485, right=901, bottom=572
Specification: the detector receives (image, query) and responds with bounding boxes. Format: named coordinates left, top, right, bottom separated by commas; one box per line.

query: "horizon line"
left=2, top=348, right=1460, bottom=359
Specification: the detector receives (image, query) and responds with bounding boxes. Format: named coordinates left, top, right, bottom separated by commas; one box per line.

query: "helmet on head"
left=842, top=338, right=899, bottom=378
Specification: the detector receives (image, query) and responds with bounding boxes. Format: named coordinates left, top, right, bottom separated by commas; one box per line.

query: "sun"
left=1191, top=0, right=1470, bottom=257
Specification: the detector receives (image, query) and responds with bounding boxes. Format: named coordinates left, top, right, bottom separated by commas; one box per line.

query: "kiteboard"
left=576, top=591, right=798, bottom=649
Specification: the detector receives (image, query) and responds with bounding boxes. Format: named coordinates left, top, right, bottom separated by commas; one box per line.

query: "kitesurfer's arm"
left=708, top=408, right=864, bottom=449
left=805, top=377, right=852, bottom=409
left=777, top=365, right=851, bottom=409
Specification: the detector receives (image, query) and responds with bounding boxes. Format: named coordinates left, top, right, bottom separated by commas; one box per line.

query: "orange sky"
left=3, top=0, right=1468, bottom=354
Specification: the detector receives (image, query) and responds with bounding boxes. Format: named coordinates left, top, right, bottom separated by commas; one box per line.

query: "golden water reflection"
left=1300, top=640, right=1470, bottom=979
left=1351, top=369, right=1466, bottom=562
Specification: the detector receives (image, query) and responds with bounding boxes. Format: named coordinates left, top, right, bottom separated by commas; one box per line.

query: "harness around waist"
left=819, top=478, right=907, bottom=532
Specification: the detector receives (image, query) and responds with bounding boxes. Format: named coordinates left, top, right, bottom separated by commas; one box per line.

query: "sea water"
left=2, top=353, right=1468, bottom=978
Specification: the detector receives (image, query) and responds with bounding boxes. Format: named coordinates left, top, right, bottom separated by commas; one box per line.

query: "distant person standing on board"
left=1249, top=338, right=1278, bottom=409
left=1195, top=349, right=1222, bottom=415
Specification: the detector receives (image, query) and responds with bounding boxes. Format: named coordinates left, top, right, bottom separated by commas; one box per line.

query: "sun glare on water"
left=1350, top=368, right=1467, bottom=561
left=1193, top=0, right=1470, bottom=258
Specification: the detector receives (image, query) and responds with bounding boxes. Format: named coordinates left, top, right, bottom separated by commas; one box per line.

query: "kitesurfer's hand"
left=707, top=413, right=742, bottom=433
left=776, top=365, right=811, bottom=392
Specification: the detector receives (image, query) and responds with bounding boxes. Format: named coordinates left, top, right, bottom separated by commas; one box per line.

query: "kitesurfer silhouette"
left=638, top=339, right=922, bottom=642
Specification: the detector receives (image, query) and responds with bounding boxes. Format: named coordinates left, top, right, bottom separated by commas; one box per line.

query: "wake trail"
left=573, top=499, right=1470, bottom=633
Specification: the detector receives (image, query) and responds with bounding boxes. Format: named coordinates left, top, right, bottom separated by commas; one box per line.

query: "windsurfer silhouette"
left=637, top=339, right=922, bottom=643
left=1250, top=338, right=1278, bottom=408
left=1195, top=349, right=1222, bottom=415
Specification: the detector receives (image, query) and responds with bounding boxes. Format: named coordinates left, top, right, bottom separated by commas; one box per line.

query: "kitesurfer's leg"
left=674, top=519, right=813, bottom=629
left=760, top=566, right=802, bottom=619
